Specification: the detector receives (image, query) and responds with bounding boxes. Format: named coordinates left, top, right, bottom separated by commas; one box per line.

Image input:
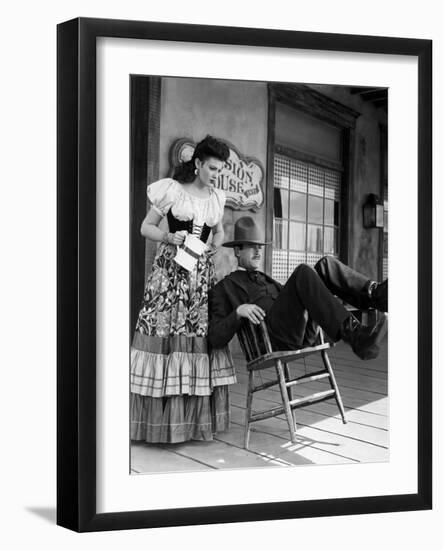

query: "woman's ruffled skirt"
left=130, top=243, right=236, bottom=444
left=130, top=334, right=235, bottom=443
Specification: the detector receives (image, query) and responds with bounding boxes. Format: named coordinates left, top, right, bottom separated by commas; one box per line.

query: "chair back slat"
left=238, top=320, right=271, bottom=362
left=249, top=324, right=262, bottom=357
left=237, top=325, right=253, bottom=362
left=258, top=322, right=273, bottom=353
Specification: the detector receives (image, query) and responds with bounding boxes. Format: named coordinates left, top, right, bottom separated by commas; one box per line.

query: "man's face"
left=235, top=244, right=263, bottom=271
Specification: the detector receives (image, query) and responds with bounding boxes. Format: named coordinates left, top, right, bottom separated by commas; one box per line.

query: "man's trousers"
left=266, top=256, right=371, bottom=350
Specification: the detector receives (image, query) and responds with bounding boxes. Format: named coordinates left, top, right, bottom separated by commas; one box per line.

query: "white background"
left=0, top=1, right=440, bottom=547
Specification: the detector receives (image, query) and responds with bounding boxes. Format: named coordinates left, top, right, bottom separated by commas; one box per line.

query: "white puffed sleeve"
left=211, top=188, right=227, bottom=224
left=146, top=178, right=179, bottom=216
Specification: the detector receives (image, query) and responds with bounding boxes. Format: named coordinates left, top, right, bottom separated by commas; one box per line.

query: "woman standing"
left=130, top=135, right=236, bottom=443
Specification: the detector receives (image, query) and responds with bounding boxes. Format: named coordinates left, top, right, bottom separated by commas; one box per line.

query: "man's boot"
left=340, top=313, right=388, bottom=360
left=367, top=279, right=388, bottom=312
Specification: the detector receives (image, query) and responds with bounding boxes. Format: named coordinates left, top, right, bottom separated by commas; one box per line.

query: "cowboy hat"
left=223, top=216, right=271, bottom=247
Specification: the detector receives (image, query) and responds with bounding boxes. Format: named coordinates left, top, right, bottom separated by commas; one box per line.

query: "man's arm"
left=208, top=283, right=241, bottom=349
left=208, top=282, right=267, bottom=349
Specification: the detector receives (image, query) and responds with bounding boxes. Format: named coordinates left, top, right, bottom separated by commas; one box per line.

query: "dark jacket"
left=208, top=270, right=283, bottom=349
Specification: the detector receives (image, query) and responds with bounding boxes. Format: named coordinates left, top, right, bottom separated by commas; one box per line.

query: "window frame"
left=265, top=83, right=360, bottom=276
left=272, top=152, right=343, bottom=281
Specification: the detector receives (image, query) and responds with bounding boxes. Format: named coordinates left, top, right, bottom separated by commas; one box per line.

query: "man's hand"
left=236, top=304, right=266, bottom=325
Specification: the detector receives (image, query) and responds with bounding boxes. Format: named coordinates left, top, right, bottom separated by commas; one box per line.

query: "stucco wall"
left=158, top=77, right=269, bottom=281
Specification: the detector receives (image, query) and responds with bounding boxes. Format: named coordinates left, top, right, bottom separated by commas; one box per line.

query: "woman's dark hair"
left=173, top=135, right=230, bottom=183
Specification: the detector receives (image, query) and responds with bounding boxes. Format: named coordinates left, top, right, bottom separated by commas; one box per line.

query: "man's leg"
left=266, top=264, right=350, bottom=350
left=314, top=256, right=387, bottom=312
left=266, top=263, right=387, bottom=360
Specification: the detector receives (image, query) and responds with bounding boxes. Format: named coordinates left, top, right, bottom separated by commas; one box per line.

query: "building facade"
left=130, top=76, right=387, bottom=331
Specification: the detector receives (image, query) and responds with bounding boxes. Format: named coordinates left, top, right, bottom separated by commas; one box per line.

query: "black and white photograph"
left=129, top=75, right=389, bottom=473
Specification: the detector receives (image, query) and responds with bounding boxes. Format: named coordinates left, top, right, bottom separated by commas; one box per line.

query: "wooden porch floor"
left=131, top=339, right=388, bottom=473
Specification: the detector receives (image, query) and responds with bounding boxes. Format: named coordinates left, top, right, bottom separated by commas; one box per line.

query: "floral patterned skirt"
left=130, top=243, right=236, bottom=443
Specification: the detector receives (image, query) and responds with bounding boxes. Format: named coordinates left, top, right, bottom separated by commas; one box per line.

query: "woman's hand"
left=205, top=244, right=218, bottom=258
left=236, top=304, right=266, bottom=325
left=168, top=230, right=187, bottom=246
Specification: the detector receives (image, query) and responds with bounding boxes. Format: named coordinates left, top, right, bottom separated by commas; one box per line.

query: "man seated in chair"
left=208, top=216, right=388, bottom=361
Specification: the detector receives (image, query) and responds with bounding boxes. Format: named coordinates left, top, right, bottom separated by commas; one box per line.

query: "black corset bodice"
left=167, top=210, right=212, bottom=243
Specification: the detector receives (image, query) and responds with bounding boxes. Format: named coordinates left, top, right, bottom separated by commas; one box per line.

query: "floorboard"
left=130, top=340, right=388, bottom=473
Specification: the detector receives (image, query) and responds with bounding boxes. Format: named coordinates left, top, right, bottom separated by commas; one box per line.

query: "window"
left=266, top=85, right=360, bottom=282
left=272, top=154, right=341, bottom=283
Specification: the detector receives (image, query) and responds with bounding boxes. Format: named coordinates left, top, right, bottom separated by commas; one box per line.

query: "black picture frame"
left=57, top=17, right=432, bottom=532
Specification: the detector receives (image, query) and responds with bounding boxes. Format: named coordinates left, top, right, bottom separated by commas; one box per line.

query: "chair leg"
left=283, top=362, right=296, bottom=426
left=322, top=350, right=347, bottom=424
left=276, top=360, right=297, bottom=443
left=244, top=370, right=254, bottom=449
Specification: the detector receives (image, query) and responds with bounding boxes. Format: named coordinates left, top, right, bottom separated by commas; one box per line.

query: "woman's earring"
left=194, top=168, right=199, bottom=175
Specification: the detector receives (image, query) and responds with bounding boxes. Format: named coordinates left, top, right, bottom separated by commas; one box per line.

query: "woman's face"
left=195, top=156, right=225, bottom=187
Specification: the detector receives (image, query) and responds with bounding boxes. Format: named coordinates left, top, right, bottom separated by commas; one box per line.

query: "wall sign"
left=170, top=138, right=265, bottom=211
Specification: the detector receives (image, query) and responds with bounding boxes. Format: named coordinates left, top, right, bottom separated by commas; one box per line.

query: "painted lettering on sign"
left=170, top=139, right=265, bottom=211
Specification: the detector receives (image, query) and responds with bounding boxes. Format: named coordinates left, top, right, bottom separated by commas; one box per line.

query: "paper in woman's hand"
left=174, top=233, right=208, bottom=271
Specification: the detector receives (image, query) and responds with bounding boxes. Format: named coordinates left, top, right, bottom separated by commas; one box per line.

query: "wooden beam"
left=350, top=86, right=375, bottom=95
left=357, top=89, right=388, bottom=102
left=270, top=83, right=361, bottom=129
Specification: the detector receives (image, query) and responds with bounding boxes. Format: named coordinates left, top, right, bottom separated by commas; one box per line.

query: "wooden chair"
left=237, top=320, right=347, bottom=450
